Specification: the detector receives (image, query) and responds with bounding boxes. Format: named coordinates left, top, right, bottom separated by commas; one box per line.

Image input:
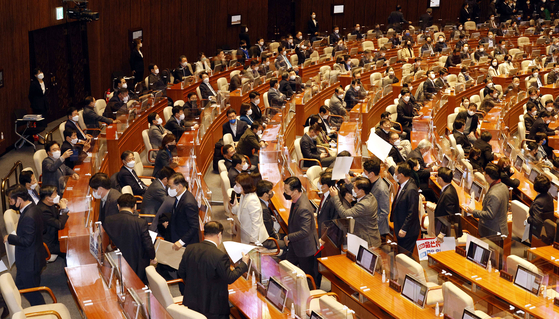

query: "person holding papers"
left=104, top=194, right=155, bottom=284
left=329, top=177, right=381, bottom=248
left=178, top=221, right=249, bottom=319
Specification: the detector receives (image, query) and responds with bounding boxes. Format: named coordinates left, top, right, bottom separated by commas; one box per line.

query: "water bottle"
left=382, top=270, right=386, bottom=283
left=487, top=259, right=492, bottom=273
left=291, top=303, right=296, bottom=318
left=435, top=302, right=440, bottom=316
left=251, top=271, right=256, bottom=287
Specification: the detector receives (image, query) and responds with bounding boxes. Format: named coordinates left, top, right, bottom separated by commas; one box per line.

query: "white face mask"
left=168, top=187, right=178, bottom=197
left=203, top=78, right=209, bottom=84
left=122, top=83, right=127, bottom=89
left=459, top=27, right=463, bottom=30
left=126, top=160, right=136, bottom=168
left=30, top=182, right=38, bottom=190
left=298, top=35, right=303, bottom=40
left=430, top=73, right=436, bottom=79
left=409, top=85, right=412, bottom=90
left=463, top=101, right=470, bottom=107
left=71, top=138, right=78, bottom=145
left=493, top=93, right=499, bottom=99
left=92, top=189, right=102, bottom=199
left=266, top=61, right=270, bottom=66
left=246, top=109, right=252, bottom=116
left=439, top=38, right=444, bottom=42
left=246, top=28, right=249, bottom=32
left=352, top=189, right=358, bottom=198
left=290, top=75, right=296, bottom=80
left=181, top=62, right=187, bottom=67
left=72, top=115, right=79, bottom=122
left=546, top=119, right=551, bottom=124
left=480, top=48, right=484, bottom=52
left=393, top=173, right=399, bottom=183
left=513, top=82, right=519, bottom=87
left=468, top=110, right=475, bottom=116
left=403, top=96, right=410, bottom=102
left=155, top=68, right=159, bottom=74
left=532, top=111, right=538, bottom=116
left=260, top=41, right=264, bottom=46
left=257, top=130, right=263, bottom=135
left=233, top=184, right=243, bottom=194
left=464, top=47, right=469, bottom=51
left=338, top=94, right=344, bottom=99
left=254, top=98, right=261, bottom=105
left=179, top=114, right=185, bottom=121
left=242, top=163, right=249, bottom=170
left=335, top=30, right=339, bottom=34
left=389, top=71, right=395, bottom=75
left=139, top=43, right=143, bottom=48
left=288, top=39, right=293, bottom=44
left=156, top=118, right=163, bottom=125
left=393, top=139, right=401, bottom=146
left=492, top=62, right=498, bottom=67
left=52, top=195, right=60, bottom=204
left=355, top=86, right=361, bottom=91
left=547, top=107, right=554, bottom=112
left=52, top=150, right=61, bottom=159
left=37, top=73, right=44, bottom=80
left=312, top=14, right=316, bottom=19
left=534, top=73, right=539, bottom=77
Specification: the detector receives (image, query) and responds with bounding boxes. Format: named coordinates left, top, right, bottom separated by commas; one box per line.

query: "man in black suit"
left=528, top=175, right=556, bottom=240
left=237, top=121, right=266, bottom=165
left=408, top=139, right=435, bottom=170
left=351, top=23, right=364, bottom=39
left=42, top=141, right=79, bottom=195
left=529, top=110, right=558, bottom=139
left=279, top=72, right=295, bottom=98
left=199, top=72, right=218, bottom=102
left=104, top=194, right=156, bottom=284
left=222, top=109, right=248, bottom=142
left=183, top=92, right=201, bottom=117
left=141, top=166, right=173, bottom=217
left=390, top=163, right=420, bottom=255
left=229, top=71, right=243, bottom=92
left=454, top=103, right=479, bottom=143
left=423, top=70, right=439, bottom=95
left=248, top=91, right=263, bottom=122
left=267, top=79, right=286, bottom=107
left=83, top=96, right=116, bottom=129
left=283, top=177, right=320, bottom=284
left=19, top=170, right=40, bottom=205
left=359, top=50, right=374, bottom=67
left=452, top=119, right=472, bottom=153
left=168, top=173, right=200, bottom=250
left=473, top=131, right=496, bottom=169
left=419, top=8, right=433, bottom=30
left=4, top=185, right=46, bottom=305
left=301, top=124, right=335, bottom=167
left=375, top=119, right=392, bottom=142
left=61, top=128, right=90, bottom=169
left=172, top=55, right=193, bottom=84
left=387, top=132, right=406, bottom=171
left=118, top=150, right=147, bottom=196
left=257, top=180, right=286, bottom=251
left=164, top=106, right=198, bottom=141
left=222, top=144, right=236, bottom=172
left=316, top=172, right=339, bottom=237
left=524, top=102, right=538, bottom=134
left=344, top=80, right=362, bottom=111
left=89, top=172, right=122, bottom=224
left=147, top=64, right=166, bottom=92
left=106, top=88, right=130, bottom=119
left=228, top=154, right=248, bottom=188
left=427, top=168, right=461, bottom=239
left=178, top=221, right=249, bottom=319
left=65, top=107, right=91, bottom=142
left=396, top=88, right=416, bottom=140
left=388, top=5, right=410, bottom=32
left=37, top=185, right=69, bottom=257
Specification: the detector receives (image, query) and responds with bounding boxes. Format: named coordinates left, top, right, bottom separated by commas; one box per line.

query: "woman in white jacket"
left=231, top=172, right=269, bottom=245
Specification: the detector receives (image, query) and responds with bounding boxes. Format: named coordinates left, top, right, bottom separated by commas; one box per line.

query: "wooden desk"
left=228, top=277, right=291, bottom=319
left=528, top=245, right=559, bottom=274
left=319, top=255, right=438, bottom=319
left=429, top=250, right=559, bottom=319
left=167, top=66, right=243, bottom=103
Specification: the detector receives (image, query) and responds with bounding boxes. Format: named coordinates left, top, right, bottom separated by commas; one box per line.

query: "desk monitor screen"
left=462, top=309, right=483, bottom=319
left=514, top=265, right=542, bottom=296
left=401, top=275, right=428, bottom=308
left=549, top=181, right=559, bottom=199
left=356, top=245, right=379, bottom=276
left=514, top=155, right=524, bottom=172
left=266, top=277, right=288, bottom=312
left=442, top=154, right=450, bottom=168
left=466, top=241, right=492, bottom=269
left=470, top=181, right=483, bottom=202
left=326, top=222, right=344, bottom=248
left=453, top=167, right=464, bottom=186
left=504, top=143, right=512, bottom=158
left=528, top=168, right=540, bottom=183
left=310, top=311, right=324, bottom=319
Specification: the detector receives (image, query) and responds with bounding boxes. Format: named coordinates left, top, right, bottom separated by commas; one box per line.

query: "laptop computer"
left=356, top=245, right=379, bottom=276
left=466, top=241, right=492, bottom=269
left=266, top=276, right=289, bottom=312
left=513, top=265, right=542, bottom=296
left=401, top=275, right=429, bottom=308
left=441, top=154, right=450, bottom=168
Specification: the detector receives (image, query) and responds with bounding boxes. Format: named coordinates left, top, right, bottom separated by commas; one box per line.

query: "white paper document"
left=522, top=222, right=531, bottom=243
left=347, top=233, right=368, bottom=257
left=149, top=230, right=158, bottom=244
left=0, top=260, right=7, bottom=273
left=366, top=131, right=392, bottom=161
left=154, top=239, right=185, bottom=270
left=223, top=241, right=257, bottom=263
left=332, top=157, right=354, bottom=180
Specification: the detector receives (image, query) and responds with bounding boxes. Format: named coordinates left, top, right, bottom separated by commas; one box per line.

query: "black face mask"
left=9, top=203, right=17, bottom=211
left=283, top=192, right=292, bottom=200
left=190, top=101, right=197, bottom=108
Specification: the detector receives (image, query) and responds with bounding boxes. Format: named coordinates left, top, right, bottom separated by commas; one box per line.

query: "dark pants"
left=396, top=232, right=418, bottom=257
left=320, top=156, right=336, bottom=167
left=286, top=249, right=319, bottom=288
left=16, top=270, right=45, bottom=306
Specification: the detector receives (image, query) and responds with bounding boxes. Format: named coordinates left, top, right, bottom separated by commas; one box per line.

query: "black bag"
left=213, top=138, right=224, bottom=173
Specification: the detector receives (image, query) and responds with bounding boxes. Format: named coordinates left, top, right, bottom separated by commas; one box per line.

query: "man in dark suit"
left=329, top=26, right=341, bottom=45
left=89, top=172, right=122, bottom=224
left=434, top=68, right=450, bottom=90
left=183, top=92, right=201, bottom=117
left=118, top=150, right=147, bottom=196
left=283, top=177, right=320, bottom=284
left=267, top=79, right=286, bottom=107
left=4, top=185, right=47, bottom=305
left=248, top=91, right=263, bottom=122
left=147, top=64, right=166, bottom=92
left=454, top=103, right=479, bottom=142
left=19, top=170, right=40, bottom=205
left=408, top=139, right=435, bottom=170
left=61, top=128, right=90, bottom=169
left=529, top=110, right=558, bottom=139
left=473, top=131, right=496, bottom=169
left=359, top=50, right=374, bottom=67
left=229, top=72, right=243, bottom=92
left=164, top=106, right=198, bottom=141
left=547, top=64, right=559, bottom=84
left=396, top=88, right=416, bottom=140
left=351, top=24, right=364, bottom=39
left=141, top=166, right=173, bottom=217
left=301, top=124, right=335, bottom=167
left=222, top=144, right=236, bottom=172
left=388, top=5, right=409, bottom=32
left=452, top=119, right=472, bottom=153
left=427, top=168, right=461, bottom=240
left=168, top=173, right=200, bottom=250
left=387, top=132, right=406, bottom=169
left=375, top=119, right=392, bottom=142
left=257, top=180, right=286, bottom=251
left=228, top=154, right=248, bottom=188
left=37, top=185, right=69, bottom=257
left=172, top=55, right=193, bottom=83
left=419, top=8, right=433, bottom=30
left=199, top=72, right=218, bottom=101
left=528, top=175, right=556, bottom=240
left=237, top=121, right=266, bottom=165
left=344, top=80, right=361, bottom=111
left=423, top=70, right=439, bottom=95
left=178, top=221, right=249, bottom=319
left=42, top=141, right=79, bottom=195
left=314, top=172, right=338, bottom=237
left=104, top=194, right=156, bottom=284
left=106, top=88, right=130, bottom=119
left=279, top=72, right=295, bottom=98
left=83, top=96, right=116, bottom=129
left=65, top=107, right=91, bottom=142
left=148, top=112, right=171, bottom=149
left=391, top=163, right=420, bottom=255
left=222, top=109, right=248, bottom=142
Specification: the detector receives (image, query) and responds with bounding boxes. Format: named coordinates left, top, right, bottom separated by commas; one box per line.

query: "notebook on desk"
left=401, top=275, right=428, bottom=308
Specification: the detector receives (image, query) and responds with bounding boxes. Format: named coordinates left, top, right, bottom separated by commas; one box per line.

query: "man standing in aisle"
left=391, top=163, right=420, bottom=255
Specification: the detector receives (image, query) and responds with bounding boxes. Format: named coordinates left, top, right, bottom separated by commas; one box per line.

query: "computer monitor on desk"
left=401, top=275, right=428, bottom=308
left=513, top=155, right=524, bottom=172
left=514, top=265, right=543, bottom=296
left=453, top=167, right=464, bottom=186
left=441, top=154, right=450, bottom=168
left=470, top=181, right=484, bottom=202
left=356, top=245, right=379, bottom=276
left=266, top=277, right=289, bottom=312
left=549, top=180, right=559, bottom=199
left=528, top=168, right=540, bottom=183
left=466, top=241, right=492, bottom=269
left=462, top=309, right=483, bottom=319
left=504, top=143, right=513, bottom=158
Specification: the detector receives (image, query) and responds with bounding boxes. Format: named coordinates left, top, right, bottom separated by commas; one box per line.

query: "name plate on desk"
left=389, top=279, right=401, bottom=293
left=553, top=242, right=559, bottom=250
left=455, top=246, right=466, bottom=257
left=345, top=251, right=356, bottom=262
left=499, top=270, right=513, bottom=282
left=555, top=297, right=559, bottom=307
left=444, top=315, right=453, bottom=319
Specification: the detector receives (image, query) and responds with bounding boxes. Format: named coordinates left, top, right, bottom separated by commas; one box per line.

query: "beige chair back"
left=220, top=171, right=233, bottom=215
left=395, top=254, right=426, bottom=285
left=163, top=106, right=173, bottom=122
left=166, top=304, right=207, bottom=319
left=306, top=166, right=323, bottom=189
left=318, top=295, right=354, bottom=319
left=0, top=273, right=23, bottom=314
left=506, top=255, right=539, bottom=279
left=442, top=282, right=474, bottom=319
left=223, top=133, right=234, bottom=146
left=511, top=200, right=529, bottom=239
left=95, top=99, right=107, bottom=116
left=174, top=100, right=185, bottom=107
left=33, top=149, right=48, bottom=177
left=146, top=265, right=175, bottom=308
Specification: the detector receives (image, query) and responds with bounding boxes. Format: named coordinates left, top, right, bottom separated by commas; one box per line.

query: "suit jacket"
left=148, top=124, right=169, bottom=149
left=229, top=75, right=242, bottom=92
left=261, top=199, right=278, bottom=240
left=99, top=188, right=121, bottom=224
left=236, top=129, right=260, bottom=157
left=316, top=194, right=338, bottom=236
left=473, top=182, right=509, bottom=237
left=37, top=202, right=68, bottom=255
left=408, top=148, right=426, bottom=168
left=232, top=193, right=269, bottom=244
left=130, top=49, right=144, bottom=77
left=423, top=78, right=438, bottom=94
left=472, top=139, right=494, bottom=168
left=523, top=113, right=536, bottom=133
left=308, top=19, right=319, bottom=36
left=548, top=70, right=559, bottom=84
left=178, top=241, right=248, bottom=318
left=172, top=65, right=192, bottom=83
left=300, top=133, right=322, bottom=167
left=528, top=117, right=556, bottom=139
left=170, top=190, right=200, bottom=246
left=65, top=120, right=87, bottom=141
left=153, top=148, right=172, bottom=178
left=279, top=79, right=294, bottom=98
left=228, top=167, right=241, bottom=188
left=83, top=106, right=112, bottom=129
left=148, top=73, right=166, bottom=91
left=371, top=178, right=391, bottom=236
left=164, top=117, right=188, bottom=141
left=118, top=166, right=147, bottom=196
left=28, top=79, right=48, bottom=115
left=391, top=180, right=420, bottom=248
left=388, top=145, right=406, bottom=164
left=104, top=210, right=155, bottom=283
left=275, top=54, right=292, bottom=70
left=141, top=179, right=167, bottom=216
left=199, top=82, right=217, bottom=100
left=8, top=203, right=46, bottom=272
left=396, top=100, right=414, bottom=128
left=528, top=193, right=555, bottom=239
left=434, top=184, right=460, bottom=218
left=287, top=193, right=319, bottom=257
left=344, top=87, right=360, bottom=110
left=455, top=111, right=479, bottom=135
left=332, top=193, right=381, bottom=248
left=42, top=156, right=75, bottom=194
left=453, top=130, right=472, bottom=153
left=249, top=102, right=263, bottom=122
left=329, top=94, right=347, bottom=117
left=222, top=120, right=248, bottom=142
left=267, top=88, right=285, bottom=107
left=375, top=127, right=390, bottom=142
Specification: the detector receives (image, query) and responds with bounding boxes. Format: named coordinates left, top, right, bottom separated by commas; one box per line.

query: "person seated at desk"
left=528, top=110, right=558, bottom=139
left=388, top=33, right=402, bottom=47
left=183, top=92, right=201, bottom=117
left=282, top=34, right=295, bottom=50
left=527, top=87, right=544, bottom=112
left=164, top=106, right=198, bottom=141
left=329, top=86, right=348, bottom=120
left=60, top=127, right=90, bottom=169
left=547, top=63, right=559, bottom=86
left=141, top=166, right=173, bottom=218
left=467, top=147, right=483, bottom=171
left=423, top=70, right=440, bottom=95
left=528, top=175, right=556, bottom=241
left=456, top=97, right=470, bottom=113
left=153, top=134, right=179, bottom=178
left=359, top=50, right=374, bottom=67
left=147, top=112, right=171, bottom=149
left=245, top=60, right=260, bottom=82
left=223, top=109, right=248, bottom=142
left=352, top=70, right=369, bottom=98
left=238, top=40, right=249, bottom=62
left=480, top=31, right=496, bottom=49
left=42, top=141, right=79, bottom=195
left=458, top=66, right=472, bottom=83
left=228, top=154, right=248, bottom=188
left=333, top=56, right=350, bottom=74
left=434, top=68, right=450, bottom=90
left=304, top=114, right=335, bottom=149
left=459, top=44, right=471, bottom=60
left=455, top=102, right=479, bottom=143
left=373, top=46, right=388, bottom=64
left=523, top=102, right=538, bottom=134
left=228, top=70, right=243, bottom=92
left=536, top=131, right=555, bottom=161
left=420, top=37, right=435, bottom=56
left=275, top=46, right=297, bottom=72
left=301, top=123, right=336, bottom=167
left=83, top=96, right=116, bottom=129
left=237, top=121, right=267, bottom=165
left=236, top=103, right=253, bottom=126
left=198, top=72, right=218, bottom=103
left=258, top=55, right=272, bottom=77
left=173, top=55, right=193, bottom=83
left=456, top=33, right=468, bottom=49
left=434, top=35, right=448, bottom=53
left=529, top=56, right=544, bottom=70
left=480, top=87, right=500, bottom=112
left=288, top=70, right=304, bottom=94
left=497, top=157, right=520, bottom=189
left=295, top=40, right=313, bottom=66
left=482, top=77, right=496, bottom=99
left=397, top=88, right=420, bottom=140
left=104, top=194, right=155, bottom=284
left=387, top=132, right=407, bottom=168
left=504, top=75, right=521, bottom=95
left=344, top=80, right=362, bottom=111
left=89, top=172, right=121, bottom=224
left=118, top=150, right=147, bottom=196
left=500, top=54, right=515, bottom=76
left=445, top=48, right=462, bottom=68
left=147, top=64, right=167, bottom=92
left=464, top=163, right=509, bottom=237
left=211, top=49, right=228, bottom=70
left=400, top=40, right=415, bottom=62
left=65, top=107, right=91, bottom=142
left=473, top=44, right=488, bottom=61
left=196, top=52, right=212, bottom=74
left=19, top=170, right=40, bottom=205
left=488, top=58, right=501, bottom=77
left=384, top=67, right=399, bottom=84
left=425, top=167, right=460, bottom=241
left=37, top=185, right=68, bottom=259
left=391, top=162, right=420, bottom=255
left=473, top=131, right=496, bottom=169
left=527, top=67, right=544, bottom=89
left=493, top=39, right=508, bottom=56
left=279, top=72, right=295, bottom=98
left=453, top=119, right=473, bottom=154
left=106, top=88, right=130, bottom=119
left=375, top=118, right=393, bottom=142
left=267, top=78, right=286, bottom=107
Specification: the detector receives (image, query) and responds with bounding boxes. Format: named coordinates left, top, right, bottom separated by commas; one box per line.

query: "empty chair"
left=470, top=95, right=481, bottom=107
left=306, top=165, right=323, bottom=189
left=142, top=129, right=158, bottom=164
left=506, top=255, right=539, bottom=279
left=324, top=47, right=333, bottom=56
left=377, top=38, right=388, bottom=48
left=510, top=200, right=529, bottom=240
left=465, top=21, right=477, bottom=30
left=278, top=260, right=326, bottom=317
left=317, top=295, right=353, bottom=319
left=33, top=149, right=47, bottom=179
left=442, top=282, right=490, bottom=319
left=517, top=121, right=526, bottom=139
left=521, top=60, right=531, bottom=72
left=163, top=106, right=173, bottom=122
left=518, top=37, right=530, bottom=47
left=395, top=254, right=443, bottom=305
left=362, top=41, right=375, bottom=51
left=145, top=265, right=183, bottom=308
left=447, top=113, right=458, bottom=133
left=217, top=77, right=229, bottom=92
left=121, top=185, right=133, bottom=195
left=220, top=171, right=234, bottom=215
left=385, top=104, right=397, bottom=121
left=223, top=133, right=234, bottom=146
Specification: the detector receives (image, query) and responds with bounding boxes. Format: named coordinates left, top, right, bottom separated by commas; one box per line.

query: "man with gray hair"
left=407, top=139, right=437, bottom=171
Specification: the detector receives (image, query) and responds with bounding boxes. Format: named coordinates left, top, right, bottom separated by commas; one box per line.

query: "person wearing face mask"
left=459, top=44, right=471, bottom=60
left=259, top=55, right=272, bottom=77
left=268, top=78, right=287, bottom=108
left=129, top=38, right=144, bottom=85
left=28, top=67, right=49, bottom=119
left=20, top=170, right=40, bottom=205
left=419, top=8, right=433, bottom=30
left=282, top=35, right=295, bottom=50
left=198, top=72, right=217, bottom=102
left=183, top=92, right=201, bottom=117
left=228, top=154, right=249, bottom=188
left=295, top=39, right=313, bottom=65
left=480, top=87, right=500, bottom=112
left=473, top=131, right=497, bottom=168
left=118, top=150, right=147, bottom=196
left=83, top=96, right=117, bottom=130
left=455, top=103, right=480, bottom=142
left=196, top=52, right=212, bottom=73
left=400, top=40, right=415, bottom=62
left=248, top=91, right=263, bottom=122
left=329, top=87, right=348, bottom=123
left=308, top=12, right=319, bottom=41
left=434, top=36, right=447, bottom=53
left=524, top=102, right=539, bottom=133
left=458, top=97, right=470, bottom=112
left=153, top=134, right=180, bottom=178
left=147, top=63, right=166, bottom=92
left=42, top=141, right=78, bottom=195
left=423, top=70, right=439, bottom=95
left=88, top=172, right=121, bottom=224
left=453, top=120, right=473, bottom=154
left=288, top=70, right=303, bottom=93
left=237, top=24, right=251, bottom=48
left=374, top=46, right=388, bottom=64
left=445, top=48, right=462, bottom=68
left=504, top=75, right=521, bottom=95
left=329, top=177, right=381, bottom=248
left=474, top=44, right=488, bottom=61
left=544, top=100, right=557, bottom=117
left=488, top=58, right=500, bottom=77
left=535, top=131, right=555, bottom=163
left=147, top=112, right=171, bottom=149
left=425, top=167, right=461, bottom=242
left=141, top=166, right=173, bottom=222
left=529, top=110, right=559, bottom=139
left=460, top=3, right=473, bottom=24
left=493, top=40, right=508, bottom=56
left=397, top=88, right=419, bottom=140
left=107, top=88, right=131, bottom=118
left=274, top=46, right=294, bottom=71
left=387, top=132, right=406, bottom=173
left=65, top=107, right=91, bottom=142
left=3, top=185, right=47, bottom=306
left=330, top=25, right=341, bottom=45
left=458, top=66, right=471, bottom=83
left=164, top=106, right=198, bottom=140
left=237, top=121, right=267, bottom=165
left=279, top=72, right=295, bottom=98
left=528, top=67, right=543, bottom=88
left=172, top=55, right=193, bottom=84
left=238, top=39, right=249, bottom=62
left=222, top=109, right=248, bottom=142
left=229, top=69, right=244, bottom=92
left=37, top=185, right=69, bottom=260
left=359, top=50, right=374, bottom=67
left=497, top=157, right=520, bottom=189
left=245, top=60, right=260, bottom=82
left=407, top=157, right=431, bottom=195
left=434, top=68, right=450, bottom=90
left=230, top=173, right=269, bottom=246
left=351, top=23, right=364, bottom=39
left=313, top=172, right=339, bottom=239
left=527, top=87, right=544, bottom=112
left=300, top=124, right=335, bottom=167
left=344, top=80, right=363, bottom=111
left=420, top=37, right=435, bottom=56
left=390, top=163, right=420, bottom=255
left=547, top=62, right=559, bottom=84
left=61, top=128, right=90, bottom=169
left=482, top=77, right=496, bottom=98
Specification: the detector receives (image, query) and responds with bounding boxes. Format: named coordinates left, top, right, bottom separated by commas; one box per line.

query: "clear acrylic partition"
left=319, top=219, right=352, bottom=251
left=277, top=266, right=299, bottom=317
left=260, top=253, right=279, bottom=287
left=119, top=286, right=150, bottom=319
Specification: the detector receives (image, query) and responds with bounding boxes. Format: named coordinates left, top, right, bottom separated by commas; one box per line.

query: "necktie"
left=132, top=170, right=145, bottom=189
left=285, top=55, right=292, bottom=69
left=317, top=195, right=325, bottom=215
left=208, top=83, right=216, bottom=95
